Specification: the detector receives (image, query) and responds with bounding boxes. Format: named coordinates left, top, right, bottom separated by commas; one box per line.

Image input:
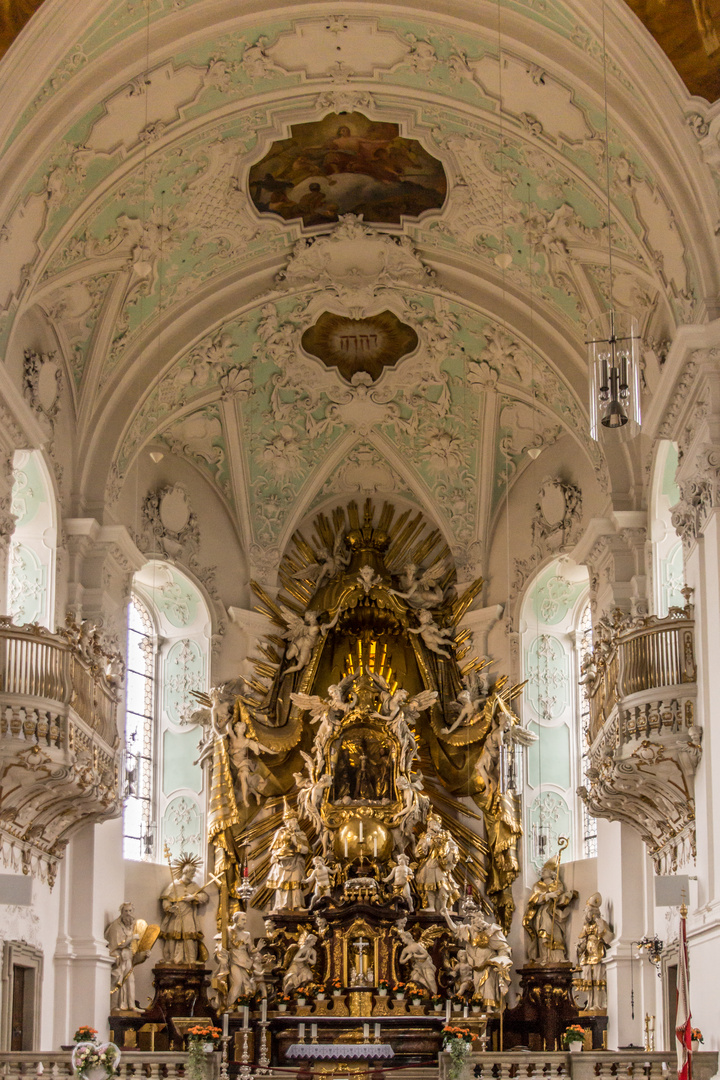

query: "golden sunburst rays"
left=342, top=637, right=397, bottom=689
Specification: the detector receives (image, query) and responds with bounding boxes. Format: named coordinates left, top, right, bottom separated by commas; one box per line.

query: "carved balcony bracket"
left=0, top=618, right=123, bottom=885
left=578, top=598, right=699, bottom=874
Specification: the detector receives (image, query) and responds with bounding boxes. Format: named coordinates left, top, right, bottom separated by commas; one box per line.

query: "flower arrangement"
left=235, top=992, right=256, bottom=1007
left=393, top=981, right=407, bottom=997
left=331, top=978, right=343, bottom=994
left=442, top=1026, right=475, bottom=1080
left=691, top=1028, right=704, bottom=1045
left=73, top=1027, right=98, bottom=1045
left=316, top=983, right=327, bottom=998
left=186, top=1027, right=221, bottom=1080
left=431, top=995, right=443, bottom=1007
left=71, top=1041, right=120, bottom=1080
left=187, top=1026, right=222, bottom=1045
left=561, top=1025, right=586, bottom=1049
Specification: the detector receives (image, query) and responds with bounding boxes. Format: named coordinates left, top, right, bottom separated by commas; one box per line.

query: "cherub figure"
left=295, top=532, right=349, bottom=591
left=292, top=675, right=356, bottom=775
left=383, top=853, right=415, bottom=911
left=446, top=949, right=474, bottom=1001
left=408, top=609, right=455, bottom=658
left=303, top=855, right=334, bottom=906
left=441, top=661, right=494, bottom=734
left=357, top=564, right=382, bottom=594
left=281, top=609, right=322, bottom=674
left=390, top=561, right=447, bottom=609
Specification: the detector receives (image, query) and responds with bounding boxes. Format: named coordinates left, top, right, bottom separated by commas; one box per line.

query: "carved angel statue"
left=446, top=949, right=475, bottom=1002
left=397, top=928, right=438, bottom=994
left=291, top=674, right=357, bottom=775
left=408, top=608, right=455, bottom=658
left=442, top=662, right=494, bottom=734
left=390, top=560, right=447, bottom=609
left=295, top=767, right=333, bottom=838
left=295, top=531, right=349, bottom=591
left=303, top=854, right=334, bottom=906
left=383, top=853, right=415, bottom=911
left=190, top=685, right=234, bottom=766
left=370, top=675, right=437, bottom=772
left=227, top=717, right=274, bottom=808
left=392, top=773, right=430, bottom=850
left=282, top=930, right=318, bottom=994
left=227, top=910, right=265, bottom=1007
left=475, top=694, right=537, bottom=795
left=281, top=608, right=322, bottom=674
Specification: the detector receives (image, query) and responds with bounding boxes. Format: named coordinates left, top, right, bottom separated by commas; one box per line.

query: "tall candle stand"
left=219, top=1034, right=231, bottom=1080
left=238, top=1025, right=253, bottom=1080
left=257, top=1020, right=272, bottom=1076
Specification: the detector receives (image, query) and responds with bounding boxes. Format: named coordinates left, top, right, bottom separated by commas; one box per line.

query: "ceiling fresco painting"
left=247, top=112, right=448, bottom=226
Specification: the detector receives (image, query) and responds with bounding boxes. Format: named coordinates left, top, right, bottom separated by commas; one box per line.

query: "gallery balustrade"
left=579, top=595, right=699, bottom=875
left=0, top=1052, right=218, bottom=1080
left=0, top=617, right=123, bottom=884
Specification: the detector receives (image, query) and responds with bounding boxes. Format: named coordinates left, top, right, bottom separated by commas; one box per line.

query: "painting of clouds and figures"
left=248, top=112, right=447, bottom=227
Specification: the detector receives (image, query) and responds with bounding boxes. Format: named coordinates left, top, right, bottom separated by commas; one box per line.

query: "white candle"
left=222, top=1012, right=229, bottom=1037
left=463, top=1003, right=469, bottom=1018
left=374, top=1024, right=380, bottom=1041
left=311, top=1024, right=317, bottom=1040
left=359, top=821, right=364, bottom=842
left=373, top=836, right=377, bottom=858
left=363, top=1023, right=369, bottom=1041
left=243, top=1005, right=249, bottom=1029
left=344, top=836, right=349, bottom=858
left=445, top=1000, right=451, bottom=1023
left=261, top=997, right=267, bottom=1023
left=299, top=1023, right=305, bottom=1041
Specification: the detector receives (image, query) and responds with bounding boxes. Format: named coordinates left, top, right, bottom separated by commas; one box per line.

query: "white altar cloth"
left=286, top=1044, right=395, bottom=1060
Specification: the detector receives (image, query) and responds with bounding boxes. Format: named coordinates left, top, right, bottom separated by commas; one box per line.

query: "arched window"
left=123, top=562, right=211, bottom=863
left=7, top=449, right=57, bottom=628
left=519, top=555, right=593, bottom=873
left=650, top=440, right=684, bottom=616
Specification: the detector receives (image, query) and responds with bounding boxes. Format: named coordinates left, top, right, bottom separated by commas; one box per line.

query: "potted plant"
left=442, top=1025, right=475, bottom=1080
left=393, top=981, right=406, bottom=1000
left=452, top=996, right=462, bottom=1014
left=71, top=1041, right=121, bottom=1080
left=431, top=994, right=443, bottom=1013
left=691, top=1028, right=704, bottom=1052
left=378, top=979, right=390, bottom=998
left=73, top=1027, right=99, bottom=1045
left=277, top=994, right=292, bottom=1013
left=562, top=1025, right=586, bottom=1053
left=331, top=978, right=343, bottom=997
left=471, top=996, right=483, bottom=1015
left=409, top=984, right=425, bottom=1006
left=316, top=983, right=327, bottom=1001
left=186, top=1026, right=222, bottom=1080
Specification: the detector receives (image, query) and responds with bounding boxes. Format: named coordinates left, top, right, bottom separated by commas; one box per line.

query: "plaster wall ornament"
left=277, top=215, right=433, bottom=316
left=140, top=484, right=200, bottom=564
left=23, top=348, right=63, bottom=427
left=266, top=18, right=411, bottom=79
left=671, top=446, right=720, bottom=551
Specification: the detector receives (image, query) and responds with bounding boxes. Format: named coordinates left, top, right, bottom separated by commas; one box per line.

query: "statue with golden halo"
left=158, top=852, right=209, bottom=965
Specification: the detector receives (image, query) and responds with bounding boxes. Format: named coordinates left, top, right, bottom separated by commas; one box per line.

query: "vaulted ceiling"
left=0, top=0, right=717, bottom=601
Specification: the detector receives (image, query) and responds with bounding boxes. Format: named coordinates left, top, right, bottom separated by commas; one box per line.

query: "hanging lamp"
left=587, top=2, right=641, bottom=440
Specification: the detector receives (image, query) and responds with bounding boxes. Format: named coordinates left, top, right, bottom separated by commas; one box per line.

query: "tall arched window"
left=650, top=440, right=684, bottom=616
left=123, top=562, right=211, bottom=863
left=7, top=449, right=57, bottom=628
left=519, top=555, right=593, bottom=873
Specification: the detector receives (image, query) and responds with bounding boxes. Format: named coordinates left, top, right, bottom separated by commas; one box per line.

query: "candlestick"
left=243, top=1005, right=249, bottom=1029
left=222, top=1012, right=229, bottom=1037
left=261, top=997, right=267, bottom=1023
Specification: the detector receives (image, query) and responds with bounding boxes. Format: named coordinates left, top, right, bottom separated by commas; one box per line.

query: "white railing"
left=0, top=1052, right=218, bottom=1080
left=441, top=1050, right=718, bottom=1080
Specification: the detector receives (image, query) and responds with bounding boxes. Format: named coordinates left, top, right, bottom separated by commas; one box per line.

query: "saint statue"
left=227, top=910, right=264, bottom=1007
left=105, top=902, right=156, bottom=1012
left=575, top=892, right=613, bottom=1011
left=159, top=853, right=209, bottom=964
left=282, top=931, right=318, bottom=994
left=445, top=909, right=512, bottom=1008
left=397, top=928, right=438, bottom=994
left=522, top=856, right=577, bottom=964
left=415, top=813, right=460, bottom=912
left=266, top=805, right=311, bottom=910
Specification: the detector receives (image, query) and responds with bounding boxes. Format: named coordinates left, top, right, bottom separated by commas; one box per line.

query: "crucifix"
left=354, top=937, right=369, bottom=975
